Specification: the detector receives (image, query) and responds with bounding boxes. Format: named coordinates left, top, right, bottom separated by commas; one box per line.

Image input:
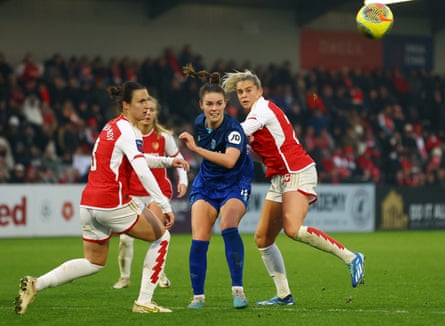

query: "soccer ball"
left=356, top=3, right=394, bottom=39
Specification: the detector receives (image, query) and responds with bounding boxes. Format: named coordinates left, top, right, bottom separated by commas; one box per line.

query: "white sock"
left=118, top=234, right=134, bottom=279
left=36, top=258, right=103, bottom=291
left=193, top=294, right=205, bottom=301
left=259, top=244, right=291, bottom=298
left=294, top=226, right=355, bottom=263
left=136, top=230, right=170, bottom=305
left=232, top=286, right=245, bottom=296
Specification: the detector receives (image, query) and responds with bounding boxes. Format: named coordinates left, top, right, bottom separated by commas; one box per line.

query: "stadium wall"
left=0, top=0, right=444, bottom=73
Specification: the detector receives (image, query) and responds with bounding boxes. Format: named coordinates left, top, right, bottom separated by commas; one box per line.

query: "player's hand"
left=172, top=157, right=190, bottom=172
left=163, top=212, right=175, bottom=230
left=176, top=183, right=187, bottom=198
left=179, top=132, right=198, bottom=152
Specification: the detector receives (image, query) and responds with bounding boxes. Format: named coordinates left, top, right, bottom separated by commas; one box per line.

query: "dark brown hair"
left=182, top=63, right=225, bottom=100
left=108, top=81, right=146, bottom=108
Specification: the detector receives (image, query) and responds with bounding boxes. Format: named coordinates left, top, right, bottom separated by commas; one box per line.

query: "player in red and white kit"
left=14, top=81, right=189, bottom=315
left=113, top=95, right=188, bottom=290
left=222, top=71, right=365, bottom=306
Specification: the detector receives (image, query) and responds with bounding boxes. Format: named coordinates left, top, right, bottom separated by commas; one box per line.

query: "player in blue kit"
left=179, top=64, right=254, bottom=309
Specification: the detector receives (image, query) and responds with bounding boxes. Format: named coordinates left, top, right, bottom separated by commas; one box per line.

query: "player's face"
left=140, top=100, right=157, bottom=127
left=236, top=80, right=263, bottom=111
left=200, top=91, right=226, bottom=129
left=124, top=89, right=150, bottom=123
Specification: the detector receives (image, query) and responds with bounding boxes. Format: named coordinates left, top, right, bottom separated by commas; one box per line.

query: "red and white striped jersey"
left=241, top=97, right=314, bottom=178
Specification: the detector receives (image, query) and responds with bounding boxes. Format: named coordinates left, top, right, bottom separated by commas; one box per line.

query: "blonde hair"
left=221, top=70, right=262, bottom=94
left=144, top=96, right=172, bottom=137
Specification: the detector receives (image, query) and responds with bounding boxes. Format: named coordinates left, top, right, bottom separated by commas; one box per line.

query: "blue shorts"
left=190, top=178, right=251, bottom=212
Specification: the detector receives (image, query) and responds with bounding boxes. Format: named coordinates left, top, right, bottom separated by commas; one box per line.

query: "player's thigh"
left=219, top=198, right=246, bottom=230
left=127, top=207, right=165, bottom=242
left=255, top=199, right=283, bottom=248
left=191, top=199, right=218, bottom=241
left=148, top=200, right=164, bottom=223
left=281, top=167, right=317, bottom=237
left=282, top=191, right=309, bottom=238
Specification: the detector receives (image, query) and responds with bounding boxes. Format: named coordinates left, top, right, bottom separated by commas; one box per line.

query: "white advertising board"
left=214, top=183, right=375, bottom=233
left=1, top=183, right=375, bottom=238
left=0, top=185, right=83, bottom=238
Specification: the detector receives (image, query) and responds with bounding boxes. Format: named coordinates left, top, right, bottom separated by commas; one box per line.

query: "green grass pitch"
left=1, top=231, right=444, bottom=325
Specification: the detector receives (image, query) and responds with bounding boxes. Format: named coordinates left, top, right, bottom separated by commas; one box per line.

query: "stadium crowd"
left=1, top=45, right=445, bottom=186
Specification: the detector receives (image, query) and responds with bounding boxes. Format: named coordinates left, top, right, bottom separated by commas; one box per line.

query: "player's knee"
left=284, top=224, right=302, bottom=240
left=254, top=232, right=273, bottom=248
left=283, top=220, right=303, bottom=240
left=290, top=225, right=307, bottom=241
left=153, top=229, right=170, bottom=244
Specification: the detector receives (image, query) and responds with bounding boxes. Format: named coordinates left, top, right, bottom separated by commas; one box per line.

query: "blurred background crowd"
left=1, top=44, right=445, bottom=186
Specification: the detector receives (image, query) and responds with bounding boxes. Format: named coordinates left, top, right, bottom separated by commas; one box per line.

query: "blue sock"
left=222, top=228, right=244, bottom=286
left=189, top=239, right=209, bottom=295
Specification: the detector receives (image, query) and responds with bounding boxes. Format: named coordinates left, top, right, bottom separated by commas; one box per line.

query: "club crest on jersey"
left=211, top=139, right=216, bottom=150
left=228, top=131, right=242, bottom=145
left=136, top=139, right=143, bottom=153
left=152, top=142, right=159, bottom=151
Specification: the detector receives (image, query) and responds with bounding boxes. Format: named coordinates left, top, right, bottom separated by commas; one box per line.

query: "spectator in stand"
left=0, top=99, right=11, bottom=130
left=178, top=44, right=194, bottom=68
left=378, top=105, right=395, bottom=137
left=9, top=163, right=26, bottom=183
left=307, top=107, right=330, bottom=136
left=317, top=128, right=335, bottom=152
left=0, top=53, right=13, bottom=100
left=137, top=56, right=157, bottom=92
left=22, top=94, right=44, bottom=128
left=44, top=53, right=69, bottom=82
left=57, top=122, right=79, bottom=165
left=0, top=133, right=15, bottom=173
left=357, top=147, right=381, bottom=184
left=119, top=56, right=138, bottom=82
left=16, top=52, right=44, bottom=84
left=40, top=141, right=63, bottom=180
left=0, top=147, right=11, bottom=182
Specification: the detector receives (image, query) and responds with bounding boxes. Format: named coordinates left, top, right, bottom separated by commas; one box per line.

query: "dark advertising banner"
left=300, top=29, right=383, bottom=70
left=383, top=35, right=433, bottom=71
left=376, top=186, right=445, bottom=230
left=170, top=198, right=191, bottom=233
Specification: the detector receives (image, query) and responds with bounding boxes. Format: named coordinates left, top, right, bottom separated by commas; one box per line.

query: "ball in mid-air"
left=356, top=3, right=394, bottom=39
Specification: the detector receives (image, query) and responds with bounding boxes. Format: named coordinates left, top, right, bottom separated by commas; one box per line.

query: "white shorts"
left=131, top=195, right=154, bottom=207
left=265, top=165, right=318, bottom=204
left=80, top=199, right=144, bottom=242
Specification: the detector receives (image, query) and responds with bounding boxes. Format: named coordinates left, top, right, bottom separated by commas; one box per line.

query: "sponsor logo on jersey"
left=228, top=131, right=242, bottom=145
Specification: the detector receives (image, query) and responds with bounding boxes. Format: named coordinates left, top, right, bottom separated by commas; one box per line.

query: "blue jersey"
left=191, top=113, right=254, bottom=192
